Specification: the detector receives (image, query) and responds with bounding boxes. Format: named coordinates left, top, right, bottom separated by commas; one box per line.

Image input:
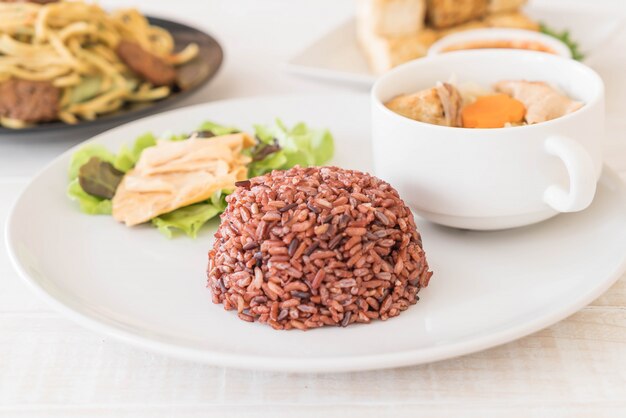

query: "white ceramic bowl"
left=371, top=50, right=604, bottom=230
left=428, top=28, right=573, bottom=59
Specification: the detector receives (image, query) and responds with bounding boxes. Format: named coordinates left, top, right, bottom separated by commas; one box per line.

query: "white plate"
left=285, top=6, right=626, bottom=87
left=6, top=95, right=626, bottom=373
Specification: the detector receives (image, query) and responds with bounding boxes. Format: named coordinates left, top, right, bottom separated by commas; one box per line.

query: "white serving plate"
left=6, top=95, right=626, bottom=373
left=285, top=6, right=626, bottom=87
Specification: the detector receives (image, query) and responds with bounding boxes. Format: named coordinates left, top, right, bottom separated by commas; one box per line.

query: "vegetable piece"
left=78, top=157, right=125, bottom=199
left=197, top=121, right=240, bottom=136
left=250, top=137, right=281, bottom=162
left=247, top=150, right=288, bottom=178
left=113, top=132, right=157, bottom=172
left=190, top=130, right=216, bottom=139
left=68, top=144, right=116, bottom=179
left=67, top=179, right=112, bottom=215
left=461, top=94, right=526, bottom=128
left=163, top=121, right=240, bottom=142
left=539, top=23, right=584, bottom=61
left=67, top=145, right=117, bottom=214
left=247, top=119, right=334, bottom=177
left=151, top=191, right=228, bottom=238
left=69, top=76, right=103, bottom=104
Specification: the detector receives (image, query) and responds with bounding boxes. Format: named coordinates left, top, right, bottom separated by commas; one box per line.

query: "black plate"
left=0, top=17, right=223, bottom=135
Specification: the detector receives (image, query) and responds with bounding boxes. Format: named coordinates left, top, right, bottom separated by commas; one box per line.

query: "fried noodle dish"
left=0, top=0, right=198, bottom=128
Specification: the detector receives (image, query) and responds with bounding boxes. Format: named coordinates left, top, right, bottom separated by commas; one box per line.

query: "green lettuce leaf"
left=68, top=133, right=158, bottom=216
left=248, top=151, right=288, bottom=178
left=79, top=157, right=124, bottom=199
left=309, top=125, right=335, bottom=164
left=69, top=76, right=102, bottom=104
left=68, top=144, right=115, bottom=180
left=67, top=179, right=112, bottom=215
left=247, top=119, right=334, bottom=177
left=164, top=121, right=239, bottom=142
left=167, top=132, right=190, bottom=142
left=151, top=190, right=229, bottom=238
left=197, top=121, right=240, bottom=136
left=113, top=132, right=157, bottom=172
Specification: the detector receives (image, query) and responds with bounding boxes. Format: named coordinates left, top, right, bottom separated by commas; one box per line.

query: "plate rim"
left=284, top=18, right=377, bottom=88
left=5, top=95, right=626, bottom=373
left=0, top=15, right=224, bottom=136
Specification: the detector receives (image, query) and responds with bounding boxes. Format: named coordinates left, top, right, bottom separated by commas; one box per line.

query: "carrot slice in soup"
left=461, top=94, right=526, bottom=128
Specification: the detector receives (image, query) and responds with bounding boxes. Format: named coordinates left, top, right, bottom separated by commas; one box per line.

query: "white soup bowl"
left=371, top=50, right=604, bottom=230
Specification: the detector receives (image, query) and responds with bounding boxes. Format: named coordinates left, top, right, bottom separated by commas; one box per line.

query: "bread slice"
left=357, top=24, right=437, bottom=74
left=488, top=0, right=527, bottom=14
left=426, top=0, right=488, bottom=29
left=484, top=11, right=538, bottom=30
left=436, top=20, right=489, bottom=39
left=356, top=0, right=426, bottom=37
left=438, top=11, right=537, bottom=38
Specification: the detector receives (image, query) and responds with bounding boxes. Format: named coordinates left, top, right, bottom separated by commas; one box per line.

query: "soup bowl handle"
left=543, top=135, right=597, bottom=213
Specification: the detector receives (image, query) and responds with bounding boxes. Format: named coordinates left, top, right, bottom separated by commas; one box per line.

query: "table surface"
left=1, top=0, right=626, bottom=416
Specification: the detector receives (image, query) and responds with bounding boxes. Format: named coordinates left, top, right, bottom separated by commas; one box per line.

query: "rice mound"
left=207, top=166, right=433, bottom=330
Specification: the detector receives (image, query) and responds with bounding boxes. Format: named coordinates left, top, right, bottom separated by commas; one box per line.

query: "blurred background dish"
left=356, top=0, right=538, bottom=75
left=0, top=14, right=223, bottom=135
left=285, top=2, right=624, bottom=87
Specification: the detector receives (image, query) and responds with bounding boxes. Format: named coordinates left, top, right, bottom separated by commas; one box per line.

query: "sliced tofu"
left=356, top=0, right=426, bottom=37
left=426, top=0, right=488, bottom=29
left=112, top=133, right=254, bottom=226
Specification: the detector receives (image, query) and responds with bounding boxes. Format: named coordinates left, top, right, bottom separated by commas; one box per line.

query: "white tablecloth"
left=1, top=1, right=626, bottom=416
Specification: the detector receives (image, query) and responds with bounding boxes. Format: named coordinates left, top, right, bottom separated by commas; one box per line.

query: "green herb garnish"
left=540, top=22, right=585, bottom=61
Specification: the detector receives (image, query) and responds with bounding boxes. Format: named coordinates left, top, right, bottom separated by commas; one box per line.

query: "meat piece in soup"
left=494, top=80, right=583, bottom=124
left=385, top=82, right=462, bottom=127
